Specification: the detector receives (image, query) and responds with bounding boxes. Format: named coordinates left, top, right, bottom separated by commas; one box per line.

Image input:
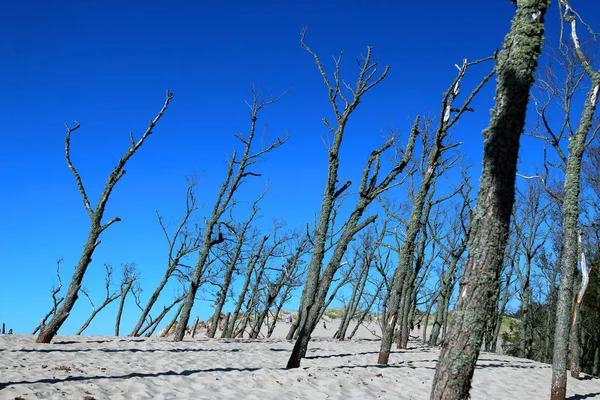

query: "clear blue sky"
left=1, top=0, right=597, bottom=336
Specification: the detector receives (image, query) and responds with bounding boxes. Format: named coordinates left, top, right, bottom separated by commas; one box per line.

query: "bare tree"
left=377, top=53, right=494, bottom=364
left=429, top=184, right=472, bottom=347
left=33, top=258, right=65, bottom=335
left=77, top=263, right=122, bottom=335
left=286, top=30, right=418, bottom=369
left=208, top=189, right=267, bottom=338
left=547, top=3, right=600, bottom=397
left=513, top=179, right=549, bottom=358
left=174, top=90, right=287, bottom=341
left=115, top=263, right=137, bottom=336
left=36, top=91, right=173, bottom=343
left=129, top=177, right=201, bottom=336
left=430, top=1, right=550, bottom=398
left=222, top=233, right=270, bottom=338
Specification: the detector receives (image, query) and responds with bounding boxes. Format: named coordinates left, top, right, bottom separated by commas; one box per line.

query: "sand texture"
left=1, top=319, right=599, bottom=399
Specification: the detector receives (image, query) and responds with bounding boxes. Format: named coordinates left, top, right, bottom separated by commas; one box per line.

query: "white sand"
left=1, top=318, right=599, bottom=399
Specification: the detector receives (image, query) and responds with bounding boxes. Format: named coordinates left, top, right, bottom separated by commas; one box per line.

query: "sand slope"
left=1, top=320, right=599, bottom=399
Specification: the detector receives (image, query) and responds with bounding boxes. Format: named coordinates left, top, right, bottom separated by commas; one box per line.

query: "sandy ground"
left=1, top=318, right=599, bottom=399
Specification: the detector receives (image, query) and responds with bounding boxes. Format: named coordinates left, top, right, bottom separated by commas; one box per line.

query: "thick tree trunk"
left=430, top=2, right=549, bottom=398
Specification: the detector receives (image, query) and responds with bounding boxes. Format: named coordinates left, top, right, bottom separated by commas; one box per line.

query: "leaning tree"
left=285, top=30, right=418, bottom=369
left=36, top=91, right=173, bottom=344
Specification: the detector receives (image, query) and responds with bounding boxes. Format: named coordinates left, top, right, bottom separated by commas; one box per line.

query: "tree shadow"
left=566, top=392, right=600, bottom=400
left=304, top=351, right=380, bottom=360
left=0, top=366, right=266, bottom=391
left=335, top=361, right=437, bottom=371
left=0, top=347, right=242, bottom=354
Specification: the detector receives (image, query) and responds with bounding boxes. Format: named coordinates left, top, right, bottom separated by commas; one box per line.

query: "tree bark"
left=430, top=2, right=549, bottom=398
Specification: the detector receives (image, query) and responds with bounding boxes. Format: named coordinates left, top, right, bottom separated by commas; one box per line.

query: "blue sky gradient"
left=1, top=0, right=598, bottom=335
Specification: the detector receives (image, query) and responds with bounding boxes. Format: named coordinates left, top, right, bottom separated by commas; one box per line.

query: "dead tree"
left=175, top=90, right=287, bottom=341
left=36, top=91, right=173, bottom=344
left=222, top=234, right=270, bottom=338
left=539, top=3, right=600, bottom=397
left=249, top=232, right=308, bottom=339
left=33, top=258, right=65, bottom=335
left=513, top=179, right=549, bottom=358
left=77, top=263, right=122, bottom=335
left=430, top=1, right=550, bottom=398
left=115, top=263, right=137, bottom=336
left=129, top=176, right=201, bottom=336
left=286, top=30, right=418, bottom=369
left=429, top=185, right=472, bottom=347
left=335, top=225, right=384, bottom=340
left=208, top=190, right=267, bottom=338
left=377, top=54, right=495, bottom=364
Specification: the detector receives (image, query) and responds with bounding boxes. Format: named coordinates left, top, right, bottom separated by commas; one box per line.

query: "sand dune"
left=1, top=319, right=599, bottom=399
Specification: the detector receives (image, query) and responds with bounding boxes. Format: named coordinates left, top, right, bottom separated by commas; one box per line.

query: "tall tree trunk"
left=430, top=2, right=549, bottom=398
left=551, top=61, right=600, bottom=400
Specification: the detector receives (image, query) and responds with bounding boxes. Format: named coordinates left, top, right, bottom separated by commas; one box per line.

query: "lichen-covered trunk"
left=37, top=221, right=102, bottom=343
left=430, top=2, right=549, bottom=398
left=551, top=86, right=599, bottom=400
left=287, top=198, right=374, bottom=368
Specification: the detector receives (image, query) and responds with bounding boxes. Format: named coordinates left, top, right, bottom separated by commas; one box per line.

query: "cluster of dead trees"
left=34, top=0, right=600, bottom=399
